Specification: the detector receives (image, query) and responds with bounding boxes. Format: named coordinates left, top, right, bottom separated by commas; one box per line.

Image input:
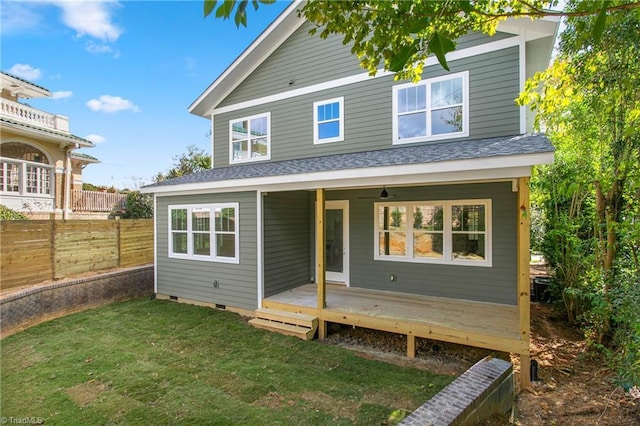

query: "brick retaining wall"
left=0, top=265, right=153, bottom=338
left=401, top=356, right=514, bottom=425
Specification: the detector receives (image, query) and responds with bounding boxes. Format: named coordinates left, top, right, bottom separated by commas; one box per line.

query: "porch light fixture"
left=380, top=186, right=389, bottom=199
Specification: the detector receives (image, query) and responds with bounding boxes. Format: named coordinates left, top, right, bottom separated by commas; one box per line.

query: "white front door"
left=324, top=200, right=349, bottom=285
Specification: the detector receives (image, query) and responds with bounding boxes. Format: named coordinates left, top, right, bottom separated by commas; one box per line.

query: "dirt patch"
left=299, top=390, right=358, bottom=421
left=66, top=380, right=107, bottom=406
left=321, top=264, right=639, bottom=425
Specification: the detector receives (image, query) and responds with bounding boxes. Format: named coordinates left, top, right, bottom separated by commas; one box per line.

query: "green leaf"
left=251, top=0, right=259, bottom=11
left=259, top=0, right=277, bottom=4
left=235, top=0, right=248, bottom=27
left=204, top=0, right=217, bottom=18
left=389, top=43, right=419, bottom=72
left=459, top=0, right=473, bottom=14
left=216, top=0, right=236, bottom=19
left=592, top=4, right=608, bottom=44
left=407, top=19, right=427, bottom=34
left=428, top=32, right=455, bottom=72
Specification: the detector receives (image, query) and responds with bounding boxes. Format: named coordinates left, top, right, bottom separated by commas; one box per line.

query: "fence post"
left=116, top=217, right=121, bottom=267
left=51, top=218, right=58, bottom=280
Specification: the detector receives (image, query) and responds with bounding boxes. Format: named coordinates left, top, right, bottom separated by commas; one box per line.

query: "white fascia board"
left=189, top=1, right=305, bottom=117
left=143, top=151, right=553, bottom=196
left=498, top=16, right=560, bottom=41
left=211, top=36, right=522, bottom=117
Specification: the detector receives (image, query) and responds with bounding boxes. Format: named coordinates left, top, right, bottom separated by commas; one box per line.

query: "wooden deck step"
left=249, top=308, right=318, bottom=340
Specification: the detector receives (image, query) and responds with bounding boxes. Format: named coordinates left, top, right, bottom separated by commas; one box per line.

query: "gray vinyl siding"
left=219, top=22, right=363, bottom=107
left=263, top=191, right=312, bottom=297
left=220, top=23, right=515, bottom=107
left=155, top=192, right=258, bottom=311
left=325, top=182, right=517, bottom=305
left=213, top=46, right=520, bottom=168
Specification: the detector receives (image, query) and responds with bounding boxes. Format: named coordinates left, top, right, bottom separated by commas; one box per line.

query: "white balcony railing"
left=0, top=98, right=69, bottom=132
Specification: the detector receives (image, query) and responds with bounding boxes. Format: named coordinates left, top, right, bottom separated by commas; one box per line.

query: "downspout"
left=63, top=143, right=78, bottom=220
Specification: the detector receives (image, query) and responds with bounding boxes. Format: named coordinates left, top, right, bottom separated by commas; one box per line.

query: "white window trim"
left=373, top=199, right=492, bottom=267
left=228, top=112, right=271, bottom=164
left=313, top=96, right=344, bottom=144
left=168, top=203, right=240, bottom=264
left=392, top=71, right=470, bottom=145
left=0, top=157, right=54, bottom=198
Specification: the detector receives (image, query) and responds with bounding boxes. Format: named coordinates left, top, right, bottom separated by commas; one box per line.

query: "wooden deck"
left=263, top=284, right=526, bottom=354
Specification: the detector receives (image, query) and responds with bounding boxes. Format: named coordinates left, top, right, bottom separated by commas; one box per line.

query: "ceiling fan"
left=357, top=186, right=396, bottom=200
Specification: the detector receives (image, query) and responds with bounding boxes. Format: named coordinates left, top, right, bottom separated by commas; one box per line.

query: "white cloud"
left=51, top=90, right=72, bottom=100
left=0, top=2, right=42, bottom=35
left=85, top=41, right=121, bottom=58
left=85, top=134, right=107, bottom=144
left=54, top=0, right=122, bottom=42
left=7, top=64, right=42, bottom=81
left=86, top=95, right=140, bottom=114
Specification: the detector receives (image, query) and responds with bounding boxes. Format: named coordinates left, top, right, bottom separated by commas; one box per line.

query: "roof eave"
left=1, top=72, right=51, bottom=99
left=1, top=119, right=95, bottom=148
left=189, top=0, right=306, bottom=117
left=141, top=151, right=553, bottom=195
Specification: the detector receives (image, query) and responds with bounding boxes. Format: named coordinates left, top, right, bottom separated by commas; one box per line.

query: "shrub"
left=0, top=205, right=28, bottom=220
left=121, top=191, right=153, bottom=219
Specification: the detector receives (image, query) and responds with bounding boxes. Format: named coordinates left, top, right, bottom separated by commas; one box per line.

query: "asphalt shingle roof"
left=145, top=133, right=553, bottom=189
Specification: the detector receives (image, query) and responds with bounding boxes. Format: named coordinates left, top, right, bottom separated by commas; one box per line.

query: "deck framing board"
left=263, top=284, right=526, bottom=354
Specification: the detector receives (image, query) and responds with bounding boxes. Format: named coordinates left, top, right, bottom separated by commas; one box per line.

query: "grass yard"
left=1, top=298, right=452, bottom=425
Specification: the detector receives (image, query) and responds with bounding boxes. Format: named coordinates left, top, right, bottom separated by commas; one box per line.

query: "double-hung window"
left=392, top=71, right=469, bottom=144
left=169, top=203, right=239, bottom=263
left=313, top=97, right=344, bottom=144
left=229, top=112, right=270, bottom=164
left=374, top=199, right=491, bottom=266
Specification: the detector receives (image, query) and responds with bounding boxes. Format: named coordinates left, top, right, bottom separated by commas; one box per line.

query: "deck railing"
left=0, top=98, right=69, bottom=132
left=72, top=189, right=127, bottom=212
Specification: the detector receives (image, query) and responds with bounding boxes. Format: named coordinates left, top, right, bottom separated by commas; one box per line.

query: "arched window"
left=1, top=142, right=50, bottom=164
left=1, top=142, right=53, bottom=195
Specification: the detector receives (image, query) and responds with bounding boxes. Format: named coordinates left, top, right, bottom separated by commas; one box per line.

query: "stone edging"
left=1, top=265, right=154, bottom=338
left=401, top=356, right=514, bottom=425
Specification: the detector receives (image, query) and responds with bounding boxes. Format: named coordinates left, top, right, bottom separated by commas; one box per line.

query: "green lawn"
left=1, top=298, right=452, bottom=425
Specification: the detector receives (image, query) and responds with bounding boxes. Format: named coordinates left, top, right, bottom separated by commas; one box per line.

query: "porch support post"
left=517, top=176, right=532, bottom=389
left=316, top=188, right=327, bottom=339
left=407, top=334, right=416, bottom=358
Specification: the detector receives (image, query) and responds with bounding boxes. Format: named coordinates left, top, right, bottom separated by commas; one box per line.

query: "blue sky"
left=1, top=0, right=290, bottom=189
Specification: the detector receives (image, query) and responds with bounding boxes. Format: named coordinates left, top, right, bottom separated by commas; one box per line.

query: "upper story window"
left=0, top=142, right=52, bottom=196
left=392, top=71, right=469, bottom=144
left=229, top=112, right=270, bottom=164
left=313, top=97, right=344, bottom=144
left=374, top=199, right=491, bottom=267
left=169, top=203, right=239, bottom=263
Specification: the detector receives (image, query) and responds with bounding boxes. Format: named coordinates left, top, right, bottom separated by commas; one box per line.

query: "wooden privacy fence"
left=1, top=219, right=153, bottom=289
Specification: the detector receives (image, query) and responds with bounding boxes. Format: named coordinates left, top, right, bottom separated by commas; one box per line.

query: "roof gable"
left=190, top=3, right=559, bottom=118
left=189, top=1, right=305, bottom=117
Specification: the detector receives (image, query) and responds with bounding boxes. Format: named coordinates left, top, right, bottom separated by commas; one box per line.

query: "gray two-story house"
left=142, top=1, right=559, bottom=388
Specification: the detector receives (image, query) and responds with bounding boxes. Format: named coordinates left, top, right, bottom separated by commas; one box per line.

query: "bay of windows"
left=169, top=203, right=239, bottom=263
left=375, top=199, right=491, bottom=266
left=1, top=142, right=52, bottom=196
